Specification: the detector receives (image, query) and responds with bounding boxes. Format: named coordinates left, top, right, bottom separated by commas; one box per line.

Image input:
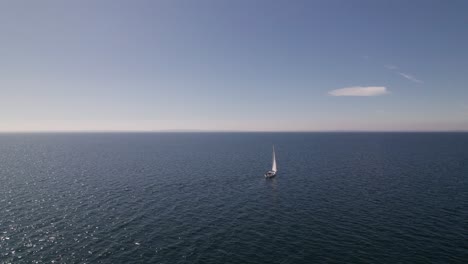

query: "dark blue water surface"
left=1, top=133, right=467, bottom=263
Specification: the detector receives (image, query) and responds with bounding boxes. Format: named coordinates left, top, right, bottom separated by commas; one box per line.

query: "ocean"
left=0, top=132, right=467, bottom=263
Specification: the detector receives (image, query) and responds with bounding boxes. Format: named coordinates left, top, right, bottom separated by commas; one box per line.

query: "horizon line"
left=0, top=130, right=467, bottom=133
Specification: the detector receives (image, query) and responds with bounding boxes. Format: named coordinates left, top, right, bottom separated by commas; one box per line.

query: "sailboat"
left=264, top=146, right=277, bottom=178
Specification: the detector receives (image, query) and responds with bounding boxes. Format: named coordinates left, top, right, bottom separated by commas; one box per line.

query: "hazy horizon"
left=1, top=0, right=467, bottom=132
left=1, top=129, right=467, bottom=133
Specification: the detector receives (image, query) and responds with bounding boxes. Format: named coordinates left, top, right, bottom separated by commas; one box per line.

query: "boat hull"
left=264, top=171, right=277, bottom=178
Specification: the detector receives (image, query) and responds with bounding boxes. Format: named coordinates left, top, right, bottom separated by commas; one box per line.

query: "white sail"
left=271, top=146, right=277, bottom=172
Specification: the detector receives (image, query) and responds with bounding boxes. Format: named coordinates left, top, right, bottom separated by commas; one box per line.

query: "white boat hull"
left=264, top=171, right=276, bottom=178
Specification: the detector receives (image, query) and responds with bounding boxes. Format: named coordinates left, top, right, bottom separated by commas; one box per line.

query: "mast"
left=271, top=145, right=277, bottom=172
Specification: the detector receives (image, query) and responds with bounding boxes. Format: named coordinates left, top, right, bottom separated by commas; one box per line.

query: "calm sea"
left=1, top=133, right=467, bottom=263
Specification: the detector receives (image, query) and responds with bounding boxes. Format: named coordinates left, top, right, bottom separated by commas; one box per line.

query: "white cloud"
left=329, top=86, right=389, bottom=97
left=397, top=72, right=423, bottom=83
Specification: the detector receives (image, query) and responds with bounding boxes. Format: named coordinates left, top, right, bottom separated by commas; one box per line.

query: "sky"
left=1, top=0, right=467, bottom=131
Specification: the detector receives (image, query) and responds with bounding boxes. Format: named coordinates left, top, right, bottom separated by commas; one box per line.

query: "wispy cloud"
left=385, top=64, right=398, bottom=70
left=396, top=72, right=423, bottom=83
left=384, top=64, right=423, bottom=83
left=329, top=86, right=389, bottom=96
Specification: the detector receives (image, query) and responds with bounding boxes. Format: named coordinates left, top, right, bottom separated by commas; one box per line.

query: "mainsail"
left=271, top=146, right=277, bottom=172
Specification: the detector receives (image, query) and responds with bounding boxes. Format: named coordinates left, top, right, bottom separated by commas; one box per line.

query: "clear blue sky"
left=1, top=0, right=467, bottom=131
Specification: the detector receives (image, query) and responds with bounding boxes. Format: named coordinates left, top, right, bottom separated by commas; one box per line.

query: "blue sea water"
left=0, top=132, right=467, bottom=263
